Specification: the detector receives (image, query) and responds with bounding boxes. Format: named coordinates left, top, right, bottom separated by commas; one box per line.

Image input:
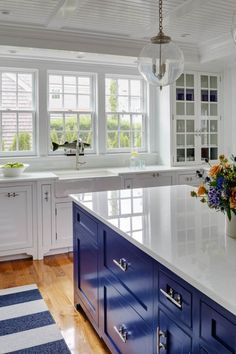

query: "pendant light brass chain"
left=159, top=0, right=163, bottom=33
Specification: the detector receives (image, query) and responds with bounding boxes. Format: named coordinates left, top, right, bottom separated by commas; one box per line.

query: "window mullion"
left=131, top=113, right=133, bottom=150
left=16, top=111, right=19, bottom=151
left=118, top=113, right=121, bottom=149
left=62, top=75, right=65, bottom=110
left=97, top=72, right=106, bottom=154
left=0, top=112, right=2, bottom=151
left=77, top=112, right=80, bottom=140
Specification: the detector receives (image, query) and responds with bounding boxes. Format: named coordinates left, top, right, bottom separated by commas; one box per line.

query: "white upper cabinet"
left=172, top=72, right=220, bottom=165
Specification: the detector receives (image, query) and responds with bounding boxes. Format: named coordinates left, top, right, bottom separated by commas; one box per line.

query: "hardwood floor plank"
left=0, top=253, right=110, bottom=354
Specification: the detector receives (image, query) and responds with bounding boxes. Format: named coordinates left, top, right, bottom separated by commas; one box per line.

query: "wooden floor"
left=0, top=253, right=110, bottom=354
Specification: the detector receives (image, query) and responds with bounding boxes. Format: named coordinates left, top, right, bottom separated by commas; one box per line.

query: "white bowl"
left=0, top=164, right=29, bottom=177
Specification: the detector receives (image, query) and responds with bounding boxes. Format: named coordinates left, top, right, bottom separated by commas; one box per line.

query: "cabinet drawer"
left=73, top=204, right=97, bottom=242
left=159, top=269, right=192, bottom=328
left=178, top=173, right=199, bottom=186
left=104, top=283, right=153, bottom=354
left=200, top=302, right=236, bottom=353
left=103, top=227, right=153, bottom=321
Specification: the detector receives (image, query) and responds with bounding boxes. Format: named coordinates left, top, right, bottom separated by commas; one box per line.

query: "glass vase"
left=225, top=214, right=236, bottom=239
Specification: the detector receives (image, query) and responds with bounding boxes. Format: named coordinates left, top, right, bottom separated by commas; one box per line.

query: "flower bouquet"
left=191, top=155, right=236, bottom=221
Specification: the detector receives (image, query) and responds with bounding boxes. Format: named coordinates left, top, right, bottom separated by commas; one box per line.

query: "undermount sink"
left=53, top=169, right=117, bottom=179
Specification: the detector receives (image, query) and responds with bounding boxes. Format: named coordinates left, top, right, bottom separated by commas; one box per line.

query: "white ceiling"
left=0, top=0, right=235, bottom=65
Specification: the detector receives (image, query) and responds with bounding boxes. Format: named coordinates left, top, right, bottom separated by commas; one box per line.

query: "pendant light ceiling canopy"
left=138, top=0, right=184, bottom=87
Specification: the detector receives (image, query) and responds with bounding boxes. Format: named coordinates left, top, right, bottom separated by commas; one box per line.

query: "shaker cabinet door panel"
left=158, top=310, right=192, bottom=354
left=0, top=185, right=33, bottom=252
left=103, top=282, right=153, bottom=354
left=73, top=211, right=99, bottom=326
left=55, top=202, right=73, bottom=247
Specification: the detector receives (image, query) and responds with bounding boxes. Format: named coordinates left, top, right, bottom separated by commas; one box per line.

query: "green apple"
left=3, top=162, right=25, bottom=168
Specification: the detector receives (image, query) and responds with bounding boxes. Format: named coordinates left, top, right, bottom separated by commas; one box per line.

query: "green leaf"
left=190, top=191, right=197, bottom=197
left=226, top=208, right=231, bottom=221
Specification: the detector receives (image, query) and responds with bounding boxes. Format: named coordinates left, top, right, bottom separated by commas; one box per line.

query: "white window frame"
left=105, top=74, right=147, bottom=153
left=0, top=68, right=37, bottom=157
left=47, top=70, right=96, bottom=154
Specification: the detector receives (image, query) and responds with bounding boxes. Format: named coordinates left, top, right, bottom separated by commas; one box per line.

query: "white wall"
left=223, top=65, right=236, bottom=157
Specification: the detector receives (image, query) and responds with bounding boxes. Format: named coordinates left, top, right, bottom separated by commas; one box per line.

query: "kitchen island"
left=71, top=185, right=236, bottom=354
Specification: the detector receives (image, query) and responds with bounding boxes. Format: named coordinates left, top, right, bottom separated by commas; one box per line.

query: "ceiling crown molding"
left=199, top=33, right=236, bottom=64
left=0, top=25, right=200, bottom=63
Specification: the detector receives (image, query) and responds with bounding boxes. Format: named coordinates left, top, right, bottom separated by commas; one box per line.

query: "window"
left=105, top=76, right=146, bottom=152
left=0, top=70, right=35, bottom=155
left=48, top=73, right=95, bottom=152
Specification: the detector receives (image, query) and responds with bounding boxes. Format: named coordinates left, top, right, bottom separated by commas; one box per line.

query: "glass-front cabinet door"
left=200, top=74, right=219, bottom=161
left=173, top=72, right=220, bottom=165
left=175, top=73, right=196, bottom=163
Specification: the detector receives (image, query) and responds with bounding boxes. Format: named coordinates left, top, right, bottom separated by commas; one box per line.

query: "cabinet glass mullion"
left=200, top=74, right=219, bottom=162
left=175, top=73, right=196, bottom=163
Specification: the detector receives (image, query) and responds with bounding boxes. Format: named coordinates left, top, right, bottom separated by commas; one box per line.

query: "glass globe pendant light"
left=138, top=0, right=184, bottom=88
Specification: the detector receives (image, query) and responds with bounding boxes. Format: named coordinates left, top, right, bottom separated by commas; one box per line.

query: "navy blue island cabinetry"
left=73, top=201, right=236, bottom=354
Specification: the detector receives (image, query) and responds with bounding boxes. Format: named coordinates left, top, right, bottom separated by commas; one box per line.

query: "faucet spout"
left=76, top=138, right=90, bottom=169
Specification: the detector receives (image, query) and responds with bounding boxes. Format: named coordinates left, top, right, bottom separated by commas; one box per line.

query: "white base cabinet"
left=122, top=172, right=174, bottom=189
left=55, top=202, right=73, bottom=248
left=0, top=184, right=36, bottom=259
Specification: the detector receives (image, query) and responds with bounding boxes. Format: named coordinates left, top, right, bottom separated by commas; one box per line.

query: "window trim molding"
left=0, top=68, right=38, bottom=157
left=47, top=70, right=96, bottom=154
left=105, top=74, right=148, bottom=153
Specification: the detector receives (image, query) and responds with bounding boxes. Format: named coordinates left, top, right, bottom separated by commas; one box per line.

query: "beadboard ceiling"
left=0, top=0, right=235, bottom=65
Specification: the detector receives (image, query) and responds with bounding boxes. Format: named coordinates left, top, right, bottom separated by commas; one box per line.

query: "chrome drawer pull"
left=114, top=325, right=128, bottom=343
left=157, top=327, right=167, bottom=353
left=159, top=343, right=167, bottom=351
left=7, top=192, right=19, bottom=198
left=160, top=288, right=182, bottom=309
left=44, top=191, right=49, bottom=202
left=113, top=258, right=128, bottom=272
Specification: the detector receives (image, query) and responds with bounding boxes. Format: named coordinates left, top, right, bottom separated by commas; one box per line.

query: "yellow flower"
left=219, top=154, right=225, bottom=161
left=230, top=187, right=236, bottom=209
left=197, top=184, right=207, bottom=196
left=209, top=164, right=222, bottom=177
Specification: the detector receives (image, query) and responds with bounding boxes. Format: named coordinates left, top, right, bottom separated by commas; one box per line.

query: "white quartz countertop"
left=70, top=185, right=236, bottom=315
left=52, top=165, right=200, bottom=180
left=109, top=165, right=199, bottom=175
left=0, top=171, right=57, bottom=182
left=0, top=164, right=204, bottom=182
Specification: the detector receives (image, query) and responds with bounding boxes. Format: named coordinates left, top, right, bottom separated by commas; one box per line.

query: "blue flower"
left=216, top=176, right=224, bottom=190
left=208, top=187, right=221, bottom=207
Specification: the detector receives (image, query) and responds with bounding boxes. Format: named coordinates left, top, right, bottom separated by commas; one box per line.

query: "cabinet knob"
left=114, top=324, right=129, bottom=343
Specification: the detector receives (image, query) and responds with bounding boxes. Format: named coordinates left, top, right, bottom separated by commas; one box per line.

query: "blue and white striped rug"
left=0, top=284, right=71, bottom=354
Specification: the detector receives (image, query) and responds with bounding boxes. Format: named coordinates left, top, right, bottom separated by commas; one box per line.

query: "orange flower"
left=230, top=187, right=236, bottom=209
left=224, top=163, right=231, bottom=169
left=208, top=164, right=222, bottom=177
left=197, top=184, right=207, bottom=196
